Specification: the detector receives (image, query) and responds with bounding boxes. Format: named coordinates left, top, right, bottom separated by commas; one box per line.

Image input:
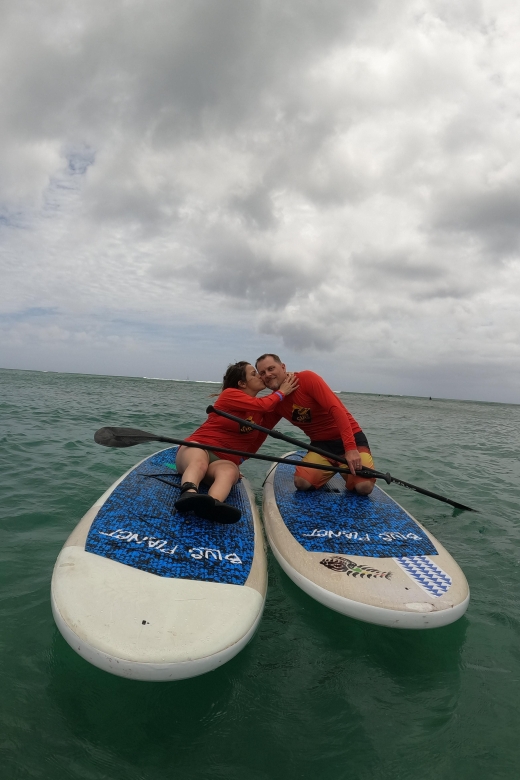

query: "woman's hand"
left=279, top=372, right=299, bottom=396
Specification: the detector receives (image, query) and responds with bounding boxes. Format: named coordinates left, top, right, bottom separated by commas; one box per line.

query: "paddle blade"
left=94, top=427, right=159, bottom=448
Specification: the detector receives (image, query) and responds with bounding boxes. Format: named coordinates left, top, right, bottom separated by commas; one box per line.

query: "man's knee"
left=354, top=480, right=374, bottom=496
left=294, top=475, right=313, bottom=491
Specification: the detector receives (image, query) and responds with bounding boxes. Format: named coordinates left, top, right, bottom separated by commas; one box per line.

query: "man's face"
left=256, top=357, right=287, bottom=390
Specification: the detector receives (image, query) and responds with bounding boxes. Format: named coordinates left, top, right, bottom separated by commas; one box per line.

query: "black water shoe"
left=175, top=489, right=241, bottom=524
left=210, top=501, right=241, bottom=524
left=175, top=492, right=216, bottom=516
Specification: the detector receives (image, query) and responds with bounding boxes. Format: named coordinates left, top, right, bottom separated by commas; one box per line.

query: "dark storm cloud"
left=0, top=0, right=375, bottom=229
left=230, top=187, right=276, bottom=230
left=353, top=250, right=444, bottom=282
left=2, top=0, right=371, bottom=140
left=195, top=234, right=322, bottom=307
left=432, top=183, right=520, bottom=256
left=351, top=250, right=479, bottom=301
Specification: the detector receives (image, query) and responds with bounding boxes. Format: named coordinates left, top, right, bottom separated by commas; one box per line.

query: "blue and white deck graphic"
left=85, top=447, right=255, bottom=585
left=394, top=556, right=452, bottom=597
left=272, top=453, right=437, bottom=559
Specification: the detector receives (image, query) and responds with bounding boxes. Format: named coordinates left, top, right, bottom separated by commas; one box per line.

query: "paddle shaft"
left=206, top=405, right=477, bottom=512
left=97, top=429, right=367, bottom=477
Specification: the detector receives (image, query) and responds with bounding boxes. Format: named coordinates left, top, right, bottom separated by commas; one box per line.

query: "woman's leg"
left=174, top=448, right=241, bottom=523
left=175, top=446, right=210, bottom=491
left=203, top=459, right=240, bottom=502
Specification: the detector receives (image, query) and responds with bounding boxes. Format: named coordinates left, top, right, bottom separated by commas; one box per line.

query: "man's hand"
left=345, top=449, right=362, bottom=475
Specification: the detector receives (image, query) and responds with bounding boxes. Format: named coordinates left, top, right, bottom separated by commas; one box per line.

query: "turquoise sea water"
left=1, top=367, right=520, bottom=780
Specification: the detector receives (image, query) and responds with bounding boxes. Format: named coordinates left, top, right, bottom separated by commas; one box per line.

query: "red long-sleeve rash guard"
left=185, top=387, right=284, bottom=465
left=262, top=371, right=361, bottom=453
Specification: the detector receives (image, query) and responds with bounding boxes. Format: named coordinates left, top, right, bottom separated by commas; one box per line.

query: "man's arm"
left=305, top=372, right=362, bottom=474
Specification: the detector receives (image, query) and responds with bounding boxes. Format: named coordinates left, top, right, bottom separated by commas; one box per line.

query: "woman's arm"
left=215, top=375, right=298, bottom=413
left=214, top=388, right=283, bottom=413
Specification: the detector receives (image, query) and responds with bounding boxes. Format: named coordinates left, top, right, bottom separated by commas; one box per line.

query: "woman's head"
left=222, top=361, right=250, bottom=390
left=222, top=361, right=265, bottom=395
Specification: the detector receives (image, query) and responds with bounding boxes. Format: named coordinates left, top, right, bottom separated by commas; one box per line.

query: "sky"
left=1, top=0, right=520, bottom=403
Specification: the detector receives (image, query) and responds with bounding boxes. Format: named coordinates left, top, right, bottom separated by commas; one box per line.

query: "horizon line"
left=0, top=365, right=517, bottom=406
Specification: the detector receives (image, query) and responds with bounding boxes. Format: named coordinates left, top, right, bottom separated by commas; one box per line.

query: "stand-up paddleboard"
left=51, top=447, right=267, bottom=680
left=263, top=452, right=469, bottom=629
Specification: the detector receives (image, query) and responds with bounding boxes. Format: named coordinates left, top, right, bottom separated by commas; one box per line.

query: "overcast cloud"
left=1, top=0, right=519, bottom=402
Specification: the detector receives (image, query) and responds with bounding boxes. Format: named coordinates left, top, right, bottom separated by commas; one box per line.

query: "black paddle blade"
left=94, top=427, right=159, bottom=448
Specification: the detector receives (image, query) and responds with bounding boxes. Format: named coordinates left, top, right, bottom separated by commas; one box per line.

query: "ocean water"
left=1, top=367, right=519, bottom=780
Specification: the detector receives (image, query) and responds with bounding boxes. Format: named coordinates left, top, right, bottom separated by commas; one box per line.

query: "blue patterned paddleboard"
left=263, top=453, right=469, bottom=629
left=85, top=448, right=255, bottom=585
left=51, top=448, right=267, bottom=680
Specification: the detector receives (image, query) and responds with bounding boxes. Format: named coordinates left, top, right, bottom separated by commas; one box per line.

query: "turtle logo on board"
left=320, top=556, right=392, bottom=580
left=292, top=405, right=311, bottom=423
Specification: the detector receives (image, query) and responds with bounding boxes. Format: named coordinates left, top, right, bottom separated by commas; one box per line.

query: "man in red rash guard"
left=256, top=353, right=375, bottom=495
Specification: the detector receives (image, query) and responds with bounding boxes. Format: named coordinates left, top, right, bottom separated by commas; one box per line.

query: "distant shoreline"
left=0, top=366, right=516, bottom=406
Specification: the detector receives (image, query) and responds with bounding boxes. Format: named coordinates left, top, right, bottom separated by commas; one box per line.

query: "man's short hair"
left=255, top=353, right=282, bottom=367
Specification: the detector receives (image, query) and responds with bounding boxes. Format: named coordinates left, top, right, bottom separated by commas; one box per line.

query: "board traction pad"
left=85, top=448, right=255, bottom=585
left=394, top=556, right=451, bottom=597
left=273, top=453, right=437, bottom=559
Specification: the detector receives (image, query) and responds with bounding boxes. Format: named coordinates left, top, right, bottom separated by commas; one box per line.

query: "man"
left=256, top=353, right=375, bottom=495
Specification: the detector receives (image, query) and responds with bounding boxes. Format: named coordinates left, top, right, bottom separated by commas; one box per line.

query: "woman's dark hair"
left=222, top=361, right=250, bottom=390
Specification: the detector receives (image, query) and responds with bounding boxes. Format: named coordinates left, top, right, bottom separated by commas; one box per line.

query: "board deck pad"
left=273, top=453, right=437, bottom=559
left=394, top=556, right=451, bottom=596
left=85, top=448, right=255, bottom=585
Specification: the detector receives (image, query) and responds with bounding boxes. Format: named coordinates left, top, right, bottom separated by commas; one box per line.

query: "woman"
left=175, top=361, right=298, bottom=523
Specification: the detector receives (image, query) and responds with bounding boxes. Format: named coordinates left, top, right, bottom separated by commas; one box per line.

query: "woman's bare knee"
left=176, top=446, right=208, bottom=472
left=206, top=460, right=240, bottom=485
left=205, top=460, right=240, bottom=501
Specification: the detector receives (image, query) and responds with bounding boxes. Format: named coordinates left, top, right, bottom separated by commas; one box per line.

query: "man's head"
left=256, top=353, right=288, bottom=390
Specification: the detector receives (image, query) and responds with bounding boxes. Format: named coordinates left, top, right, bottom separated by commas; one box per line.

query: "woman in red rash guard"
left=174, top=362, right=298, bottom=524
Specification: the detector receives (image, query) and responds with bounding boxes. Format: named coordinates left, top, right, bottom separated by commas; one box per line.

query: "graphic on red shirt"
left=239, top=416, right=254, bottom=434
left=263, top=371, right=362, bottom=453
left=291, top=405, right=312, bottom=424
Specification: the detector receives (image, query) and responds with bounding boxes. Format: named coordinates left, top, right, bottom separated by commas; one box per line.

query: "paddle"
left=94, top=427, right=370, bottom=477
left=206, top=406, right=477, bottom=512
